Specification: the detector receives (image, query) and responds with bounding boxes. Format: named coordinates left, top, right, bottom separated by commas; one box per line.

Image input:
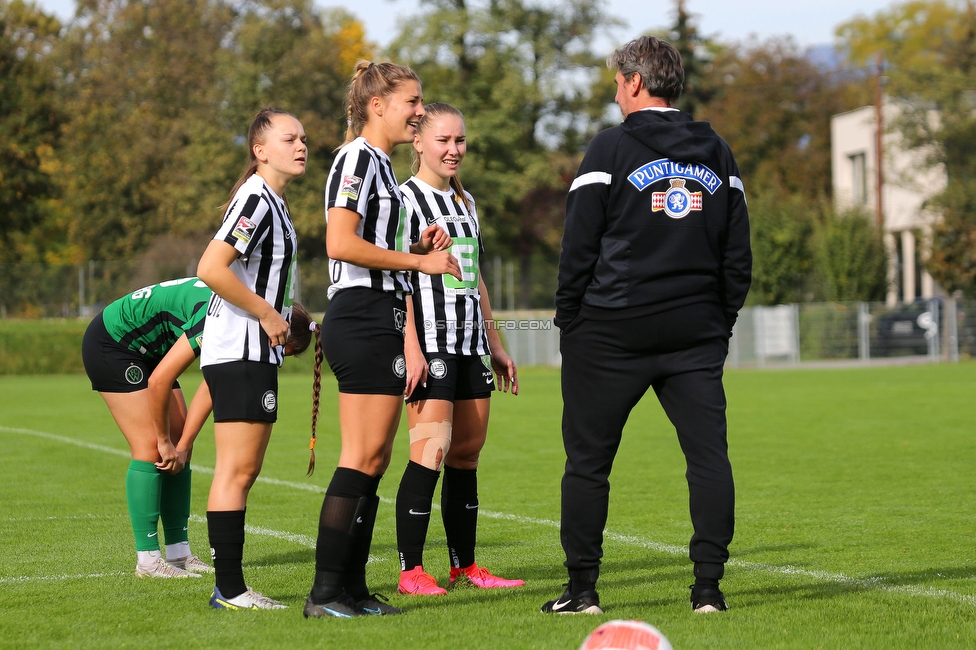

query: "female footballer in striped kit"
left=196, top=107, right=307, bottom=610
left=82, top=277, right=215, bottom=579
left=302, top=62, right=461, bottom=619
left=394, top=103, right=522, bottom=596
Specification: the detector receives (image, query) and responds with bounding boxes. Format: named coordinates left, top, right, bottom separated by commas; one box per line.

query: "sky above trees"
left=36, top=0, right=897, bottom=49
left=8, top=0, right=975, bottom=305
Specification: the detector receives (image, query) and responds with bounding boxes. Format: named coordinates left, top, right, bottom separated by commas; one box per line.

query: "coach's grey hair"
left=607, top=36, right=684, bottom=105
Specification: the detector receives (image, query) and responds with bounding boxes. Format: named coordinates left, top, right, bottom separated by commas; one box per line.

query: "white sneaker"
left=169, top=555, right=214, bottom=574
left=135, top=556, right=201, bottom=578
left=210, top=586, right=288, bottom=610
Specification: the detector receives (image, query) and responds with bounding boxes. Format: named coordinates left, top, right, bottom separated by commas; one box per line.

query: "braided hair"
left=288, top=303, right=322, bottom=476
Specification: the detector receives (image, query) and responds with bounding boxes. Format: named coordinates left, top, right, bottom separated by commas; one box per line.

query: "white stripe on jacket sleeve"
left=569, top=171, right=612, bottom=192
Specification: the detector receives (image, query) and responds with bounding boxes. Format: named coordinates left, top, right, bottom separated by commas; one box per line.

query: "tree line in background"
left=2, top=0, right=975, bottom=311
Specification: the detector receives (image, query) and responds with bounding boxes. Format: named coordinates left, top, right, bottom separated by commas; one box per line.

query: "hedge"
left=0, top=319, right=320, bottom=376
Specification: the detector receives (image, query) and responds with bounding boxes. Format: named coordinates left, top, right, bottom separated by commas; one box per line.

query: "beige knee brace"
left=409, top=420, right=452, bottom=470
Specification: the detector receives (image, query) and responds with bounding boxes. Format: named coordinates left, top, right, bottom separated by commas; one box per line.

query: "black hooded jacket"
left=555, top=108, right=752, bottom=335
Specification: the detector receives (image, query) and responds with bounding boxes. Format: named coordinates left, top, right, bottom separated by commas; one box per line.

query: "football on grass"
left=579, top=619, right=674, bottom=650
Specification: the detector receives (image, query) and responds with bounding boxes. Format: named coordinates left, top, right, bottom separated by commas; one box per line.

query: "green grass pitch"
left=2, top=363, right=976, bottom=648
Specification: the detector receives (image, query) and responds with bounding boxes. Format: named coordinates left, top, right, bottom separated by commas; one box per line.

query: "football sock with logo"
left=441, top=465, right=477, bottom=569
left=160, top=464, right=191, bottom=548
left=396, top=461, right=440, bottom=572
left=136, top=549, right=163, bottom=566
left=126, top=460, right=162, bottom=552
left=165, top=541, right=190, bottom=562
left=310, top=468, right=372, bottom=603
left=207, top=509, right=247, bottom=599
left=344, top=475, right=382, bottom=601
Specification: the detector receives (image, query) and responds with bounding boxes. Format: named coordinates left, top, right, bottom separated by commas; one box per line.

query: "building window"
left=849, top=152, right=867, bottom=204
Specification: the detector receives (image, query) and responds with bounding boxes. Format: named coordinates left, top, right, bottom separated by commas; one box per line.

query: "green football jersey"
left=100, top=277, right=211, bottom=360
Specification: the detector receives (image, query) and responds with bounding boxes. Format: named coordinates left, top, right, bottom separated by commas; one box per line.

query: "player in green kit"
left=82, top=277, right=216, bottom=578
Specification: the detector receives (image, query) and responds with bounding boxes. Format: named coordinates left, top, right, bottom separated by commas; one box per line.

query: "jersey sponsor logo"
left=393, top=308, right=407, bottom=333
left=124, top=365, right=144, bottom=385
left=261, top=390, right=277, bottom=413
left=652, top=179, right=703, bottom=219
left=393, top=354, right=406, bottom=378
left=627, top=158, right=722, bottom=194
left=443, top=237, right=479, bottom=292
left=340, top=174, right=362, bottom=200
left=232, top=216, right=256, bottom=243
left=428, top=358, right=448, bottom=380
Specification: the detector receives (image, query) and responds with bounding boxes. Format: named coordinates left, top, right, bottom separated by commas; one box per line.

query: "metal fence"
left=0, top=261, right=335, bottom=318
left=493, top=299, right=975, bottom=368
left=2, top=263, right=973, bottom=368
left=727, top=299, right=975, bottom=366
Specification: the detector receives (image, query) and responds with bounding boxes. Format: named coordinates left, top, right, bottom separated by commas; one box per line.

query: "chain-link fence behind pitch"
left=2, top=263, right=972, bottom=367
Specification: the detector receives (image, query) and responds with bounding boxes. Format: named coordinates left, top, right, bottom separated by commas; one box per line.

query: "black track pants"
left=558, top=315, right=734, bottom=574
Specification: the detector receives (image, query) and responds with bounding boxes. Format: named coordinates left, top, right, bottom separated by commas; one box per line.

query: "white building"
left=830, top=103, right=944, bottom=305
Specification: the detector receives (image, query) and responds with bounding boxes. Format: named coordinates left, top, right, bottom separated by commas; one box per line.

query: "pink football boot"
left=449, top=563, right=525, bottom=588
left=397, top=566, right=447, bottom=596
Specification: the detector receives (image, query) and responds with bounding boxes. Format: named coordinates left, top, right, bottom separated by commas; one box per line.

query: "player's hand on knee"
left=155, top=440, right=181, bottom=473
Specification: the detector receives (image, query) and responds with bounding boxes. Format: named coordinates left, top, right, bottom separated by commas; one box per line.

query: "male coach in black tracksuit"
left=541, top=36, right=751, bottom=615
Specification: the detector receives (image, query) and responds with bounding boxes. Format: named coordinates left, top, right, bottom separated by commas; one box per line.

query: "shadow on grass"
left=249, top=549, right=314, bottom=567
left=865, top=564, right=976, bottom=585
left=732, top=542, right=818, bottom=556
left=726, top=563, right=976, bottom=609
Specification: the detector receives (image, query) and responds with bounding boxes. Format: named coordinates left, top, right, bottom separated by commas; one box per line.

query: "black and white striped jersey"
left=401, top=177, right=488, bottom=356
left=201, top=173, right=297, bottom=368
left=325, top=137, right=411, bottom=299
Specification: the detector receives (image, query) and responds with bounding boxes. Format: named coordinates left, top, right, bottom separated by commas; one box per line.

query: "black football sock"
left=441, top=465, right=478, bottom=569
left=395, top=461, right=440, bottom=571
left=343, top=474, right=382, bottom=601
left=310, top=468, right=372, bottom=603
left=207, top=509, right=247, bottom=599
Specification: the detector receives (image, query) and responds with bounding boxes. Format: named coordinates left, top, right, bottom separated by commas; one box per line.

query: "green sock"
left=160, top=465, right=191, bottom=545
left=126, top=460, right=161, bottom=552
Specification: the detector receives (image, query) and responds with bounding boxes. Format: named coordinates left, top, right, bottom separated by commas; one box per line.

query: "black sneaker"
left=303, top=591, right=367, bottom=619
left=690, top=584, right=728, bottom=613
left=541, top=587, right=602, bottom=614
left=357, top=593, right=403, bottom=615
